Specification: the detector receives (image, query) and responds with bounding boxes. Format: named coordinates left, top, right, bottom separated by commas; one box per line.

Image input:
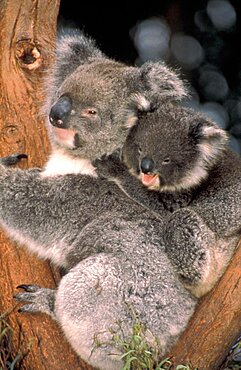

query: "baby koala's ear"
left=139, top=61, right=189, bottom=103
left=190, top=116, right=229, bottom=168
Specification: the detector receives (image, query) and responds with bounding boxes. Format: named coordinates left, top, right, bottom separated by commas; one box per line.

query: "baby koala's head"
left=122, top=104, right=228, bottom=192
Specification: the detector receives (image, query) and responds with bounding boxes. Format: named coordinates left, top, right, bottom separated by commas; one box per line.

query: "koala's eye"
left=87, top=109, right=97, bottom=115
left=81, top=108, right=98, bottom=117
left=162, top=157, right=171, bottom=165
left=138, top=147, right=142, bottom=154
left=88, top=109, right=97, bottom=115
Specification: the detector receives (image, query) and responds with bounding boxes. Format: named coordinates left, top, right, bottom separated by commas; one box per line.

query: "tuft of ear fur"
left=172, top=120, right=228, bottom=192
left=191, top=119, right=229, bottom=170
left=121, top=62, right=189, bottom=129
left=54, top=28, right=104, bottom=91
left=140, top=61, right=189, bottom=103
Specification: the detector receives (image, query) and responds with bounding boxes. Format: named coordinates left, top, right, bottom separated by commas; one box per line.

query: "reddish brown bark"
left=0, top=1, right=92, bottom=369
left=169, top=239, right=241, bottom=370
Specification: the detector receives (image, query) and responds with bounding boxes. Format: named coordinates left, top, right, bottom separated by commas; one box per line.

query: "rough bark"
left=169, top=239, right=241, bottom=370
left=0, top=1, right=92, bottom=369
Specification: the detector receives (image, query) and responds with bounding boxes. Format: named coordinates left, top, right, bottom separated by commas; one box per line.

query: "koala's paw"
left=14, top=284, right=56, bottom=317
left=164, top=208, right=218, bottom=297
left=94, top=150, right=127, bottom=179
left=161, top=191, right=192, bottom=212
left=0, top=153, right=28, bottom=166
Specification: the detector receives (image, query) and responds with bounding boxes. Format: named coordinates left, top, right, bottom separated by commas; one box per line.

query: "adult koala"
left=0, top=30, right=196, bottom=370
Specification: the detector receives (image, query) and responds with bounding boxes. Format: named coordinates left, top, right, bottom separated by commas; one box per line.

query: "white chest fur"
left=42, top=151, right=97, bottom=177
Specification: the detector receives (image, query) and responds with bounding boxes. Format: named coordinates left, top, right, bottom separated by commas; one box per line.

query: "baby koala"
left=95, top=103, right=241, bottom=298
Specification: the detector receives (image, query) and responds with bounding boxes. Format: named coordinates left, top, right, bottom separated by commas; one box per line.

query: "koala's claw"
left=14, top=284, right=42, bottom=307
left=14, top=284, right=56, bottom=316
left=0, top=153, right=28, bottom=166
left=18, top=304, right=37, bottom=314
left=16, top=284, right=40, bottom=293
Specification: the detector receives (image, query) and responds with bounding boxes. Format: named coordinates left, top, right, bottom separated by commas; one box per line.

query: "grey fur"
left=96, top=104, right=241, bottom=298
left=0, top=31, right=197, bottom=370
left=2, top=156, right=197, bottom=369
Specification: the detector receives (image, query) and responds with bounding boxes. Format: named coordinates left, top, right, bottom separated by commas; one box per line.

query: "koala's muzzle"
left=140, top=157, right=159, bottom=188
left=140, top=157, right=155, bottom=174
left=49, top=96, right=72, bottom=128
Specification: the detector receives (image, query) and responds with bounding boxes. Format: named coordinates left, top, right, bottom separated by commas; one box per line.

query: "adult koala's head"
left=44, top=29, right=188, bottom=161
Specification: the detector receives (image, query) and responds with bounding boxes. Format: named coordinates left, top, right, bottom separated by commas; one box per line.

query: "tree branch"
left=169, top=239, right=241, bottom=370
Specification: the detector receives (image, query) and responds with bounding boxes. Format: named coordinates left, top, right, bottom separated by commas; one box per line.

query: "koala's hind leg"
left=14, top=284, right=56, bottom=319
left=53, top=254, right=128, bottom=370
left=164, top=208, right=222, bottom=298
left=14, top=255, right=128, bottom=370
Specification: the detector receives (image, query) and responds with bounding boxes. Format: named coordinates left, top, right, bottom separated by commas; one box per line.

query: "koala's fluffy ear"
left=139, top=61, right=188, bottom=103
left=53, top=29, right=104, bottom=90
left=122, top=62, right=188, bottom=128
left=190, top=117, right=229, bottom=168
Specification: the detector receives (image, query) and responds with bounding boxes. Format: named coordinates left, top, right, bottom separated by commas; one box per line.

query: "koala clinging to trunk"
left=96, top=103, right=241, bottom=298
left=0, top=31, right=197, bottom=370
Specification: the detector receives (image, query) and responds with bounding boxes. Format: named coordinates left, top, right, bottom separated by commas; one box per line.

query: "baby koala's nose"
left=49, top=95, right=72, bottom=128
left=140, top=157, right=155, bottom=173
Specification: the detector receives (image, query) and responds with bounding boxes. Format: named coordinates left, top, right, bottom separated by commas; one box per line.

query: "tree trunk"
left=169, top=239, right=241, bottom=370
left=0, top=1, right=92, bottom=369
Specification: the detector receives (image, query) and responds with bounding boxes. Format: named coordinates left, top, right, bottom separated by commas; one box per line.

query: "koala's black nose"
left=49, top=96, right=72, bottom=128
left=140, top=157, right=155, bottom=173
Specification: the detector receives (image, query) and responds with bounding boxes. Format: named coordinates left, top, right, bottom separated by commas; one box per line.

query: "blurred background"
left=58, top=0, right=241, bottom=155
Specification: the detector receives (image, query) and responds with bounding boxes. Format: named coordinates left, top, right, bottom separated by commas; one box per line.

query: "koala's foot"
left=0, top=153, right=28, bottom=166
left=164, top=208, right=219, bottom=298
left=14, top=284, right=56, bottom=318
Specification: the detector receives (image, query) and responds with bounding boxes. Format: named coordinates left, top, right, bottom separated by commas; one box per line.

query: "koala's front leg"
left=164, top=208, right=222, bottom=298
left=94, top=150, right=126, bottom=179
left=94, top=153, right=166, bottom=216
left=14, top=284, right=56, bottom=319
